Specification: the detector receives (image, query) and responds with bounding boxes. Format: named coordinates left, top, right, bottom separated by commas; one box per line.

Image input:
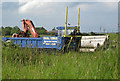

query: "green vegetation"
left=10, top=26, right=21, bottom=35
left=2, top=33, right=119, bottom=79
left=2, top=26, right=13, bottom=36
left=0, top=36, right=2, bottom=80
left=36, top=27, right=48, bottom=35
left=1, top=26, right=51, bottom=37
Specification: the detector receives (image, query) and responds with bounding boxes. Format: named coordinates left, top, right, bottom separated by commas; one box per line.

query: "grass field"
left=0, top=37, right=2, bottom=80
left=2, top=33, right=119, bottom=79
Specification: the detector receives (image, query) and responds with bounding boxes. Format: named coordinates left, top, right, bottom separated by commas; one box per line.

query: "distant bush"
left=90, top=32, right=96, bottom=35
left=1, top=26, right=49, bottom=36
left=81, top=33, right=89, bottom=36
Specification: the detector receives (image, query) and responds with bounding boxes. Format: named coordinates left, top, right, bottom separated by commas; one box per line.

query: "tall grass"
left=2, top=33, right=119, bottom=79
left=0, top=37, right=2, bottom=80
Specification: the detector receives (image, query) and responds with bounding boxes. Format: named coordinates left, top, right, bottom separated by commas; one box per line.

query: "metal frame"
left=62, top=7, right=82, bottom=51
left=64, top=6, right=81, bottom=37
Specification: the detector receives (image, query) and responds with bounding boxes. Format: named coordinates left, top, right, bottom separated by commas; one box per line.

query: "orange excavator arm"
left=22, top=19, right=39, bottom=38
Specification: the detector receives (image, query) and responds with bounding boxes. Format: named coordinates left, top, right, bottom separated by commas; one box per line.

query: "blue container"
left=2, top=36, right=81, bottom=50
left=2, top=36, right=63, bottom=50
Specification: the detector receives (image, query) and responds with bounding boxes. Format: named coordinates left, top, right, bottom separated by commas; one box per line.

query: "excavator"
left=12, top=19, right=39, bottom=38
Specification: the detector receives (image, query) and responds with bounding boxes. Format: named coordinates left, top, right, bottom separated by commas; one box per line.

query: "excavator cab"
left=57, top=26, right=81, bottom=37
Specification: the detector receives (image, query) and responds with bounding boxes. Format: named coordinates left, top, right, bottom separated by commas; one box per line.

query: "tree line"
left=1, top=26, right=55, bottom=36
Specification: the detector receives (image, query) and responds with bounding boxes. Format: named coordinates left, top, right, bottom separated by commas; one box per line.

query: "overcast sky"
left=1, top=0, right=119, bottom=33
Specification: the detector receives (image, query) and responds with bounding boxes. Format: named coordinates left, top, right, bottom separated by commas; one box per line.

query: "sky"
left=0, top=0, right=119, bottom=33
left=118, top=2, right=120, bottom=32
